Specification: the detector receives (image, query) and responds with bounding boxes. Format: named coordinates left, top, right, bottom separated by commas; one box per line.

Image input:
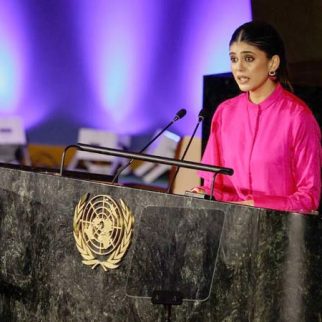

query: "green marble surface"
left=0, top=165, right=321, bottom=321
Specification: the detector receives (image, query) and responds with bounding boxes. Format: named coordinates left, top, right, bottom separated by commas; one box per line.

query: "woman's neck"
left=249, top=80, right=278, bottom=104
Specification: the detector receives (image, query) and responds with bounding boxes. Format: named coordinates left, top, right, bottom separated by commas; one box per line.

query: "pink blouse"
left=199, top=83, right=321, bottom=212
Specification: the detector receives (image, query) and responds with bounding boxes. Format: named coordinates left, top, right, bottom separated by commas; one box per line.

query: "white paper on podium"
left=133, top=130, right=180, bottom=183
left=0, top=117, right=26, bottom=145
left=68, top=128, right=131, bottom=175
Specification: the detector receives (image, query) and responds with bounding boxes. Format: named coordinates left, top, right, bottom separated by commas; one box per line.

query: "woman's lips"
left=237, top=76, right=250, bottom=84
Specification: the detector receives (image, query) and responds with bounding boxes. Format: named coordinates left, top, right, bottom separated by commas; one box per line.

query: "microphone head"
left=198, top=109, right=206, bottom=122
left=173, top=108, right=187, bottom=121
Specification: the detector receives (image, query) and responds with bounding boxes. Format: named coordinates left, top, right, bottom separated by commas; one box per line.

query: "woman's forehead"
left=229, top=41, right=262, bottom=54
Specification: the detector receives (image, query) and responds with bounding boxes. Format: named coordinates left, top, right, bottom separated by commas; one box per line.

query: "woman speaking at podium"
left=195, top=21, right=321, bottom=212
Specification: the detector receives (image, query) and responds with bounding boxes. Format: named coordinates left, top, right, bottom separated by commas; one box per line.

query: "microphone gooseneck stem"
left=111, top=119, right=175, bottom=184
left=137, top=121, right=174, bottom=155
left=167, top=119, right=201, bottom=194
left=209, top=172, right=218, bottom=201
left=111, top=108, right=186, bottom=183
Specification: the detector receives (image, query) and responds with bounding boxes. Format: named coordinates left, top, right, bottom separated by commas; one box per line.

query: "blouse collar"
left=245, top=83, right=283, bottom=110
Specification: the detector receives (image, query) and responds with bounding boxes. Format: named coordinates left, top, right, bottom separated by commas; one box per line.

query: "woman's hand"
left=190, top=187, right=206, bottom=194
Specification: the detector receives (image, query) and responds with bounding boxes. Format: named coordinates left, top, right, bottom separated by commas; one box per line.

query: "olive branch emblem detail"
left=73, top=194, right=134, bottom=271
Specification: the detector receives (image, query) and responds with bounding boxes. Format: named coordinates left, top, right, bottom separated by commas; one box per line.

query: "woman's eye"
left=245, top=56, right=254, bottom=62
left=230, top=57, right=237, bottom=63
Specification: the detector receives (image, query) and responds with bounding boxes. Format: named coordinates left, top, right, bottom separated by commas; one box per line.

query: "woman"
left=196, top=21, right=321, bottom=212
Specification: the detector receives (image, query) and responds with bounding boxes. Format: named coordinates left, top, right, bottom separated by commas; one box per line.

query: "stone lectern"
left=0, top=164, right=321, bottom=322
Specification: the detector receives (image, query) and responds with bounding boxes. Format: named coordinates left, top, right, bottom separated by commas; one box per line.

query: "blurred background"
left=0, top=0, right=321, bottom=190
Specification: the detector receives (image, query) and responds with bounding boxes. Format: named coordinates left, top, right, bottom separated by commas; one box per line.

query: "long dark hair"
left=229, top=21, right=292, bottom=91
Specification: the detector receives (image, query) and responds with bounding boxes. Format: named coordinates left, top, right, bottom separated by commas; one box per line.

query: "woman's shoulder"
left=280, top=87, right=312, bottom=114
left=280, top=87, right=320, bottom=131
left=216, top=92, right=245, bottom=111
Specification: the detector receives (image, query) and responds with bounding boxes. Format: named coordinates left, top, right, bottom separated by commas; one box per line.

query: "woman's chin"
left=237, top=83, right=251, bottom=92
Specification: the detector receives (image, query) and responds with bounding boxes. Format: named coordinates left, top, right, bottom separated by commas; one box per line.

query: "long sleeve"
left=253, top=109, right=321, bottom=212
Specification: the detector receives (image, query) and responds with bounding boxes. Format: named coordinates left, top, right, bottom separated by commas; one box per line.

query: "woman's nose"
left=235, top=60, right=245, bottom=71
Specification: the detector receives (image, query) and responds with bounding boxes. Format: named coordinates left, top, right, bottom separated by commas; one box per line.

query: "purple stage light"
left=0, top=0, right=251, bottom=144
left=75, top=0, right=252, bottom=136
left=0, top=1, right=28, bottom=113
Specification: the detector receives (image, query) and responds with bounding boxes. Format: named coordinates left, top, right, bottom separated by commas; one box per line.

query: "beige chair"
left=169, top=136, right=202, bottom=195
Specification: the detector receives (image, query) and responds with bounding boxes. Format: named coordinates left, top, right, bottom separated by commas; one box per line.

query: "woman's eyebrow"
left=229, top=50, right=256, bottom=55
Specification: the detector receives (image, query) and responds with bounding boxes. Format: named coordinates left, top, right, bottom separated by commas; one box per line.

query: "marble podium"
left=0, top=164, right=321, bottom=321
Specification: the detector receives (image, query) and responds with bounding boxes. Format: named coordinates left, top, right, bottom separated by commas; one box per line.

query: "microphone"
left=173, top=108, right=187, bottom=121
left=167, top=108, right=205, bottom=194
left=197, top=108, right=205, bottom=122
left=111, top=108, right=187, bottom=183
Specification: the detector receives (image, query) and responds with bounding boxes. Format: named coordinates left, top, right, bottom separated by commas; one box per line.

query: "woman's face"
left=229, top=41, right=279, bottom=102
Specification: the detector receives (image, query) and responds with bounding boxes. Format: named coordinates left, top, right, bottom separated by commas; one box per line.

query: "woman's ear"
left=270, top=55, right=280, bottom=71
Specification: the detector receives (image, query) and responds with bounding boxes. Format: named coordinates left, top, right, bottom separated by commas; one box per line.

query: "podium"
left=0, top=163, right=321, bottom=321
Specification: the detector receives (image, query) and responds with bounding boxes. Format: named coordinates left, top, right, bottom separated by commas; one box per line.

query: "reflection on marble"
left=126, top=206, right=225, bottom=301
left=0, top=165, right=321, bottom=321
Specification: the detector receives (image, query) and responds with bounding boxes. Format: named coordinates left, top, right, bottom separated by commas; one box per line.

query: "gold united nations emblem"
left=73, top=194, right=134, bottom=271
